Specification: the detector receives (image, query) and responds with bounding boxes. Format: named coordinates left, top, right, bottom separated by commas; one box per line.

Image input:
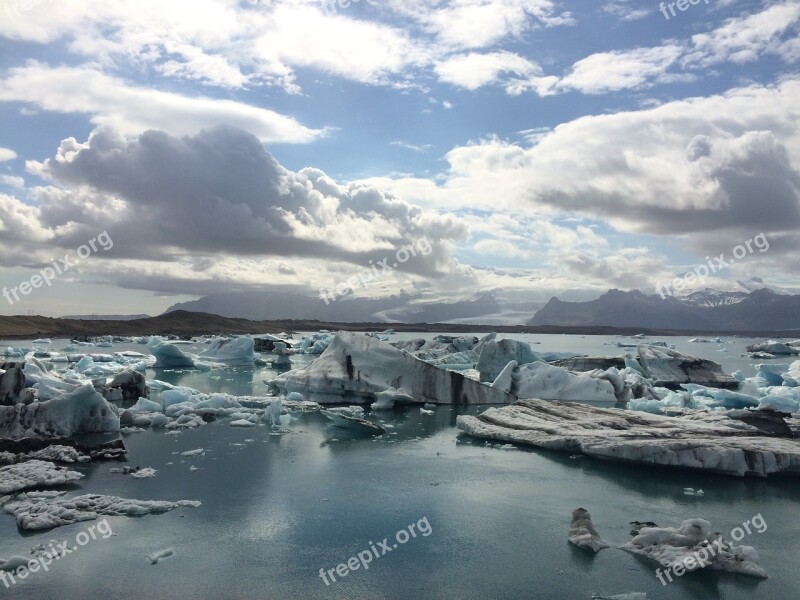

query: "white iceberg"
left=568, top=508, right=609, bottom=553
left=457, top=399, right=800, bottom=477
left=621, top=518, right=768, bottom=579
left=0, top=460, right=84, bottom=493
left=491, top=361, right=617, bottom=403
left=3, top=493, right=200, bottom=531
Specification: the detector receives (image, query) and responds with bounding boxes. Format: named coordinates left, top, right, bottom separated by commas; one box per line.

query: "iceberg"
left=476, top=339, right=540, bottom=382
left=620, top=518, right=768, bottom=579
left=491, top=361, right=618, bottom=403
left=0, top=460, right=84, bottom=493
left=95, top=368, right=149, bottom=404
left=272, top=332, right=513, bottom=405
left=0, top=362, right=35, bottom=405
left=3, top=493, right=201, bottom=531
left=746, top=341, right=799, bottom=356
left=0, top=384, right=120, bottom=438
left=147, top=338, right=195, bottom=369
left=456, top=399, right=800, bottom=477
left=554, top=346, right=737, bottom=389
left=568, top=508, right=609, bottom=553
left=199, top=337, right=256, bottom=365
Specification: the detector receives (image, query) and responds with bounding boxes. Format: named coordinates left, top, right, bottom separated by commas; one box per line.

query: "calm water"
left=2, top=333, right=798, bottom=599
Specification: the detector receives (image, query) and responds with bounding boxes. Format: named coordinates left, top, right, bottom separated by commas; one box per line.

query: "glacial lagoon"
left=1, top=334, right=799, bottom=600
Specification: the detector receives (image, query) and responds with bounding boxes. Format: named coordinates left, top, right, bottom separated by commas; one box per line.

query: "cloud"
left=602, top=1, right=649, bottom=22
left=684, top=2, right=800, bottom=67
left=0, top=175, right=24, bottom=189
left=435, top=2, right=800, bottom=96
left=0, top=125, right=470, bottom=295
left=558, top=45, right=685, bottom=94
left=391, top=141, right=432, bottom=153
left=366, top=79, right=800, bottom=243
left=0, top=63, right=322, bottom=143
left=0, top=0, right=578, bottom=95
left=0, top=1, right=431, bottom=93
left=435, top=51, right=553, bottom=92
left=0, top=148, right=17, bottom=162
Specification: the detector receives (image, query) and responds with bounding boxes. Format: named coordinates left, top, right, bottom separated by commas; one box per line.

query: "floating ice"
left=0, top=460, right=84, bottom=493
left=0, top=384, right=119, bottom=438
left=3, top=493, right=201, bottom=531
left=199, top=337, right=256, bottom=365
left=147, top=338, right=195, bottom=369
left=746, top=341, right=799, bottom=356
left=272, top=332, right=512, bottom=405
left=568, top=508, right=608, bottom=553
left=110, top=466, right=157, bottom=478
left=321, top=409, right=386, bottom=435
left=372, top=387, right=415, bottom=410
left=491, top=361, right=618, bottom=403
left=457, top=399, right=800, bottom=477
left=476, top=339, right=540, bottom=382
left=0, top=556, right=31, bottom=572
left=620, top=518, right=767, bottom=578
left=180, top=448, right=205, bottom=457
left=148, top=547, right=174, bottom=565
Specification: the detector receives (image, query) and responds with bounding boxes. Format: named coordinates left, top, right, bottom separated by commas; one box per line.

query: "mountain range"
left=529, top=288, right=800, bottom=331
left=156, top=276, right=800, bottom=331
left=165, top=290, right=542, bottom=325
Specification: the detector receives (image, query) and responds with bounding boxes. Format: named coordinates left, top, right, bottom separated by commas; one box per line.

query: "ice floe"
left=321, top=408, right=386, bottom=435
left=457, top=399, right=800, bottom=476
left=620, top=518, right=768, bottom=578
left=568, top=508, right=609, bottom=553
left=3, top=493, right=201, bottom=531
left=148, top=547, right=174, bottom=565
left=0, top=459, right=84, bottom=493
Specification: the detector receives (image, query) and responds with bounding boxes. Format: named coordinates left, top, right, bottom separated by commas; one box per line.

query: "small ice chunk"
left=230, top=419, right=256, bottom=428
left=568, top=508, right=609, bottom=553
left=180, top=448, right=205, bottom=457
left=0, top=556, right=31, bottom=572
left=147, top=547, right=174, bottom=565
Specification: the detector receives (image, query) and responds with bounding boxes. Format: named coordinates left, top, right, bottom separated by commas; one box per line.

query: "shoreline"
left=2, top=310, right=799, bottom=340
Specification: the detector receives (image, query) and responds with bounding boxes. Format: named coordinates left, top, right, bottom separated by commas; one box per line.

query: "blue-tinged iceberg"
left=271, top=331, right=513, bottom=405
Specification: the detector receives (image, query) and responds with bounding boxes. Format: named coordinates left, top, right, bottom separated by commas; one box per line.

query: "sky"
left=0, top=0, right=798, bottom=317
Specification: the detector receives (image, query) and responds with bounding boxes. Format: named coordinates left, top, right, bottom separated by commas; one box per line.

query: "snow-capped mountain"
left=529, top=288, right=800, bottom=331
